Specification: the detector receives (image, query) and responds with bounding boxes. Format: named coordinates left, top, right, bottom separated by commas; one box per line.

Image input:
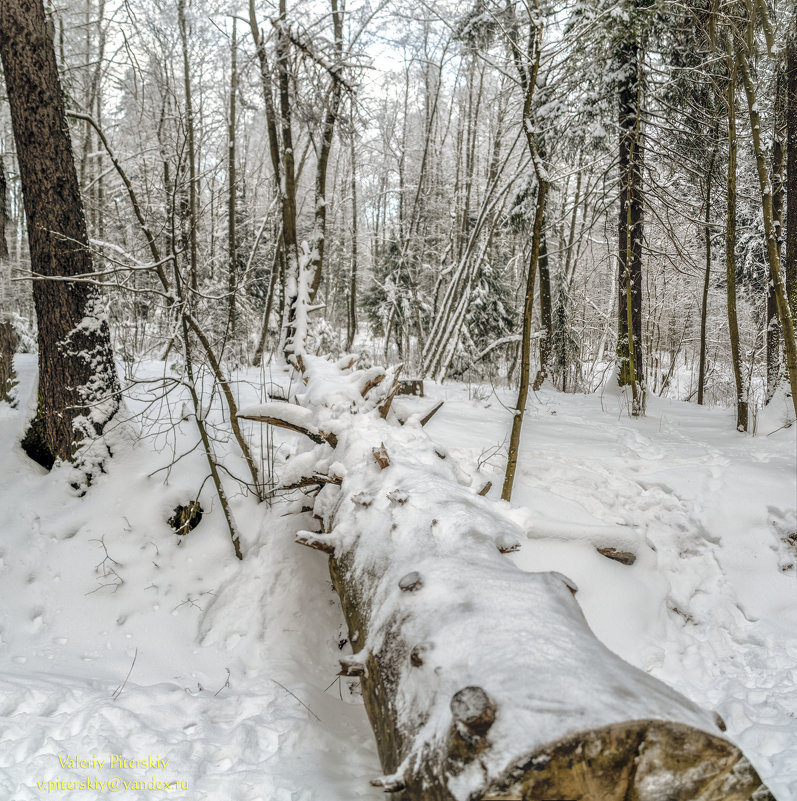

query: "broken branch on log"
left=238, top=402, right=338, bottom=448
left=419, top=400, right=444, bottom=427
left=295, top=530, right=335, bottom=554
left=372, top=443, right=390, bottom=469
left=281, top=473, right=343, bottom=491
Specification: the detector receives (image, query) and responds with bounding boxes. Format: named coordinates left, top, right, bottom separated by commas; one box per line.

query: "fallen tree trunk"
left=241, top=356, right=773, bottom=801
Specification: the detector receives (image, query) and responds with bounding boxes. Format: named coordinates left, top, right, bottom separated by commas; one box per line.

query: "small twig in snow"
left=112, top=648, right=138, bottom=701
left=271, top=679, right=321, bottom=722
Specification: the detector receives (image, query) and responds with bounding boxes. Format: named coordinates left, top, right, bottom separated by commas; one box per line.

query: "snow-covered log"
left=244, top=356, right=774, bottom=801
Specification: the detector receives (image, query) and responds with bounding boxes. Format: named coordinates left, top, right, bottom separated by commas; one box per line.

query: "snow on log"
left=254, top=356, right=774, bottom=801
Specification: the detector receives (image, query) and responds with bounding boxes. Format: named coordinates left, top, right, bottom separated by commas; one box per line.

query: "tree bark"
left=0, top=320, right=16, bottom=404
left=697, top=143, right=716, bottom=406
left=769, top=69, right=785, bottom=404
left=0, top=155, right=8, bottom=259
left=0, top=0, right=120, bottom=469
left=276, top=0, right=301, bottom=363
left=786, top=20, right=797, bottom=337
left=725, top=53, right=748, bottom=432
left=502, top=178, right=546, bottom=502
left=616, top=40, right=645, bottom=411
left=739, top=44, right=797, bottom=422
left=228, top=17, right=239, bottom=335
left=346, top=127, right=359, bottom=351
left=177, top=0, right=199, bottom=293
left=533, top=219, right=552, bottom=390
left=308, top=0, right=344, bottom=302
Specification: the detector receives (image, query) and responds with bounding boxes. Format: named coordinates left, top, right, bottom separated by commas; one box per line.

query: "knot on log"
left=410, top=643, right=430, bottom=667
left=339, top=655, right=368, bottom=677
left=451, top=686, right=496, bottom=738
left=398, top=571, right=423, bottom=592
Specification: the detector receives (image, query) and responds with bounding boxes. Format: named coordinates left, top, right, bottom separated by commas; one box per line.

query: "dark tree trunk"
left=308, top=0, right=344, bottom=302
left=0, top=0, right=120, bottom=469
left=0, top=320, right=16, bottom=404
left=725, top=55, right=748, bottom=432
left=346, top=128, right=359, bottom=351
left=276, top=0, right=301, bottom=363
left=769, top=61, right=786, bottom=403
left=787, top=21, right=797, bottom=327
left=0, top=156, right=8, bottom=259
left=697, top=143, right=716, bottom=406
left=227, top=17, right=239, bottom=335
left=617, top=41, right=644, bottom=407
left=533, top=219, right=552, bottom=390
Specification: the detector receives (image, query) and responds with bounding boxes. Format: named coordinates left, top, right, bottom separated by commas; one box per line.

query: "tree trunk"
left=786, top=21, right=797, bottom=339
left=725, top=54, right=748, bottom=432
left=739, top=44, right=797, bottom=422
left=0, top=0, right=120, bottom=470
left=767, top=59, right=786, bottom=404
left=308, top=0, right=344, bottom=302
left=0, top=155, right=8, bottom=259
left=533, top=219, right=552, bottom=390
left=616, top=40, right=645, bottom=410
left=276, top=0, right=301, bottom=363
left=346, top=127, right=359, bottom=351
left=697, top=144, right=716, bottom=406
left=177, top=0, right=199, bottom=293
left=241, top=358, right=775, bottom=801
left=228, top=17, right=239, bottom=335
left=0, top=319, right=16, bottom=404
left=502, top=178, right=546, bottom=502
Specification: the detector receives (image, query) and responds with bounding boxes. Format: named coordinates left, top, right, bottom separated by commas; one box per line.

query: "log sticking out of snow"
left=250, top=355, right=773, bottom=801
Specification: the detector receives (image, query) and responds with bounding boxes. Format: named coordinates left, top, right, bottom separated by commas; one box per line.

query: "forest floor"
left=0, top=353, right=795, bottom=800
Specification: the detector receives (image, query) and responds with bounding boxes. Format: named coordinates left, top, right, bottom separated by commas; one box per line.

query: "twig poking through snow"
left=271, top=679, right=322, bottom=723
left=112, top=648, right=138, bottom=701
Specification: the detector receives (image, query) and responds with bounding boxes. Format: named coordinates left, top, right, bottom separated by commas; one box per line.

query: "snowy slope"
left=0, top=356, right=795, bottom=799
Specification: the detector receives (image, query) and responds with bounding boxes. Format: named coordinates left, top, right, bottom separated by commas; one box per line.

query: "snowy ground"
left=1, top=354, right=795, bottom=799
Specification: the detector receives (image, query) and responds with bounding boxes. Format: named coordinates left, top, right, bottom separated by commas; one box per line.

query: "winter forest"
left=0, top=0, right=796, bottom=798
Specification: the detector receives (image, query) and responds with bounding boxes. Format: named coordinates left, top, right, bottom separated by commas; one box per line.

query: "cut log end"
left=398, top=571, right=423, bottom=592
left=474, top=719, right=771, bottom=801
left=450, top=686, right=496, bottom=738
